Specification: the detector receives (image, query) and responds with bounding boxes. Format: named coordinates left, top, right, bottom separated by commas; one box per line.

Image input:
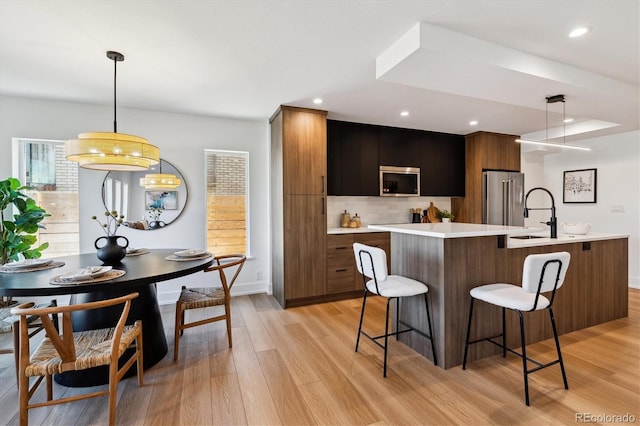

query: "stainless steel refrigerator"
left=482, top=171, right=525, bottom=226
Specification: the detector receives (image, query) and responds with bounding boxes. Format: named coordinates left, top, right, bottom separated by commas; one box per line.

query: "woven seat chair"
left=1, top=299, right=58, bottom=386
left=11, top=292, right=143, bottom=426
left=174, top=254, right=246, bottom=361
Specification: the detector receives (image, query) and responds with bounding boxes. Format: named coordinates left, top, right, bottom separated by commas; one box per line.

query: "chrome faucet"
left=523, top=187, right=557, bottom=238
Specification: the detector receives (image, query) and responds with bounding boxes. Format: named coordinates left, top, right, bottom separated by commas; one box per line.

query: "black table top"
left=0, top=249, right=214, bottom=297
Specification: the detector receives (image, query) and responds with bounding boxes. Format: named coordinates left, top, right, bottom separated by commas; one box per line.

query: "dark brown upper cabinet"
left=327, top=120, right=379, bottom=196
left=327, top=120, right=465, bottom=197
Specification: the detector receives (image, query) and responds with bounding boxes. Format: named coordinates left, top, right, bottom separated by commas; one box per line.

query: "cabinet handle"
left=335, top=268, right=348, bottom=272
left=335, top=246, right=347, bottom=250
left=321, top=175, right=325, bottom=193
left=321, top=197, right=324, bottom=214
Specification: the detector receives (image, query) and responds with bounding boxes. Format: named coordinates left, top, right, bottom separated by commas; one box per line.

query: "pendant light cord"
left=113, top=55, right=118, bottom=133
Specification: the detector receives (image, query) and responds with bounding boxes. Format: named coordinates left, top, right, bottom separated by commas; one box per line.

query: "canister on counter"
left=340, top=210, right=351, bottom=228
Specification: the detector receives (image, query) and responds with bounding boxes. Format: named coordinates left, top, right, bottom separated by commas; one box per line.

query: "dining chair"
left=174, top=254, right=246, bottom=361
left=11, top=292, right=143, bottom=426
left=462, top=251, right=571, bottom=405
left=353, top=243, right=437, bottom=377
left=0, top=299, right=58, bottom=387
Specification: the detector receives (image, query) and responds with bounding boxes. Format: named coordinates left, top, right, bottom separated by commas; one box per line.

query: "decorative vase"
left=95, top=235, right=129, bottom=265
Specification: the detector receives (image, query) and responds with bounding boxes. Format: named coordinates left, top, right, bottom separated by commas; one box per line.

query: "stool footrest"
left=479, top=336, right=548, bottom=369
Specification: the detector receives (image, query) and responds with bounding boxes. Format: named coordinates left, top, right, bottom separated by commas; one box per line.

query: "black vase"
left=95, top=235, right=129, bottom=265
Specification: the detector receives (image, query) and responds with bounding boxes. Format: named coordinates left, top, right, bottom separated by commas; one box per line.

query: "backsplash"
left=327, top=196, right=452, bottom=228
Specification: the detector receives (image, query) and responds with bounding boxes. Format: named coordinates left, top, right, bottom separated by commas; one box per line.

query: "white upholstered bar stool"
left=462, top=251, right=571, bottom=406
left=353, top=242, right=437, bottom=377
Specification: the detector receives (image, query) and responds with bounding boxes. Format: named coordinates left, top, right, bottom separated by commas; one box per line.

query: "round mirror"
left=102, top=159, right=188, bottom=230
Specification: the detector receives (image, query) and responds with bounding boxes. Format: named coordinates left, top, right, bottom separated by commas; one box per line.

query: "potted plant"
left=0, top=177, right=50, bottom=307
left=437, top=210, right=455, bottom=223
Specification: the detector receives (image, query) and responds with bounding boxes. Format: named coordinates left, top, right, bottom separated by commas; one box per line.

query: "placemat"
left=49, top=269, right=126, bottom=286
left=165, top=253, right=213, bottom=262
left=126, top=248, right=150, bottom=257
left=0, top=261, right=65, bottom=274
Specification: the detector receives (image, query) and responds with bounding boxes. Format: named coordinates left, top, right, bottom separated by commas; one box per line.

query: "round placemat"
left=0, top=261, right=65, bottom=274
left=49, top=269, right=126, bottom=286
left=165, top=253, right=213, bottom=262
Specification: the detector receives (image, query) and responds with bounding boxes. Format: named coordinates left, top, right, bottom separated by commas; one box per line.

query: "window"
left=204, top=150, right=249, bottom=256
left=13, top=138, right=80, bottom=257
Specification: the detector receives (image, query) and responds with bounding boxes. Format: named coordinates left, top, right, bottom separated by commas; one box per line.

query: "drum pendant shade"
left=65, top=51, right=159, bottom=171
left=66, top=132, right=159, bottom=171
left=139, top=172, right=181, bottom=190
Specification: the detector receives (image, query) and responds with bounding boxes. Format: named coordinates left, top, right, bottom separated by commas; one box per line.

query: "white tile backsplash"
left=327, top=196, right=452, bottom=227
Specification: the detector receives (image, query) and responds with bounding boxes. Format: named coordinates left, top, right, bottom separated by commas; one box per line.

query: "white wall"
left=522, top=131, right=640, bottom=288
left=0, top=95, right=271, bottom=304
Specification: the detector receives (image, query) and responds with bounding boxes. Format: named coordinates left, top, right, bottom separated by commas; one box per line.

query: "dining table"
left=0, top=249, right=214, bottom=387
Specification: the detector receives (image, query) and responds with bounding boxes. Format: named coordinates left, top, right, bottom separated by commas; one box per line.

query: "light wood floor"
left=1, top=289, right=638, bottom=425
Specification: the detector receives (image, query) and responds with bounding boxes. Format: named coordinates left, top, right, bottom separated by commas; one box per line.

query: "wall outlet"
left=256, top=270, right=263, bottom=281
left=611, top=205, right=625, bottom=213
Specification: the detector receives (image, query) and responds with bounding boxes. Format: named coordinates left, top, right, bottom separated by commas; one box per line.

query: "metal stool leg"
left=383, top=297, right=391, bottom=377
left=518, top=311, right=530, bottom=406
left=462, top=297, right=475, bottom=370
left=502, top=307, right=507, bottom=357
left=424, top=293, right=437, bottom=366
left=355, top=290, right=368, bottom=352
left=549, top=307, right=569, bottom=390
left=395, top=298, right=400, bottom=340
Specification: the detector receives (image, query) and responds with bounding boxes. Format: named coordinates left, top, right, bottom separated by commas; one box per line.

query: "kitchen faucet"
left=523, top=187, right=557, bottom=238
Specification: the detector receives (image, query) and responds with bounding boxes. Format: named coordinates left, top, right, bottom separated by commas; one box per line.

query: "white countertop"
left=506, top=231, right=629, bottom=248
left=364, top=222, right=628, bottom=245
left=328, top=227, right=390, bottom=234
left=367, top=222, right=538, bottom=238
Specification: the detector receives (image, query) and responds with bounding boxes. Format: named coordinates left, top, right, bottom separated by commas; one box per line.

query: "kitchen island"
left=367, top=223, right=629, bottom=369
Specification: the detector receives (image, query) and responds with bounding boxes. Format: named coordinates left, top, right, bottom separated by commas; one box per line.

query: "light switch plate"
left=610, top=205, right=625, bottom=213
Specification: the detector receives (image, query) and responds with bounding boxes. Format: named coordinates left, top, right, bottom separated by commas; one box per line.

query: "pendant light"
left=65, top=51, right=160, bottom=170
left=515, top=95, right=591, bottom=151
left=139, top=161, right=182, bottom=190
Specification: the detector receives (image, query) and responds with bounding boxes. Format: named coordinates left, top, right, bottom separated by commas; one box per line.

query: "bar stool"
left=462, top=251, right=571, bottom=405
left=353, top=242, right=437, bottom=377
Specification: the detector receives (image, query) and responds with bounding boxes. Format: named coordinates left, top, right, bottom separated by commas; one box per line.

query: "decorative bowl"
left=561, top=223, right=591, bottom=235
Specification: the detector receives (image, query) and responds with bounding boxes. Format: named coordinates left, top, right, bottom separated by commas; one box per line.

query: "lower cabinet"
left=326, top=232, right=390, bottom=294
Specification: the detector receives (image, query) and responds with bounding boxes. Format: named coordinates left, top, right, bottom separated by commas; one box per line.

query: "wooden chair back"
left=11, top=293, right=138, bottom=370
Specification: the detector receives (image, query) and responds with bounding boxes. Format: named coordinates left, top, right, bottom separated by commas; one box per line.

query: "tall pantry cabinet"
left=270, top=106, right=327, bottom=308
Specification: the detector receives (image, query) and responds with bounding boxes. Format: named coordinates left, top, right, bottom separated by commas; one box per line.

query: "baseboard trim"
left=629, top=277, right=640, bottom=289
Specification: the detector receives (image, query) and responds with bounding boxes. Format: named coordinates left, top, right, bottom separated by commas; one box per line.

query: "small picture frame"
left=563, top=168, right=597, bottom=203
left=145, top=190, right=178, bottom=210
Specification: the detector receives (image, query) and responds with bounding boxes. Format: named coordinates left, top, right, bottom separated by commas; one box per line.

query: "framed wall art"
left=563, top=168, right=597, bottom=203
left=145, top=190, right=178, bottom=210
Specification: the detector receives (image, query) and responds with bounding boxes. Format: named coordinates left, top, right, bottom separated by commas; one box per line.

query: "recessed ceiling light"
left=400, top=111, right=409, bottom=117
left=563, top=118, right=574, bottom=123
left=469, top=120, right=478, bottom=126
left=569, top=27, right=590, bottom=38
left=312, top=98, right=323, bottom=104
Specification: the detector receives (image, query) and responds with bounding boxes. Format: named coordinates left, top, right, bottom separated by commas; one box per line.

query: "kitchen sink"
left=510, top=235, right=545, bottom=239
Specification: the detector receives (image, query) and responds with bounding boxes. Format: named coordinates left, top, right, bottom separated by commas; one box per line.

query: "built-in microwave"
left=379, top=166, right=420, bottom=196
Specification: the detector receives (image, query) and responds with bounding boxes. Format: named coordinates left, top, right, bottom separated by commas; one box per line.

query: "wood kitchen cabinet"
left=326, top=232, right=390, bottom=295
left=271, top=106, right=327, bottom=308
left=452, top=131, right=520, bottom=223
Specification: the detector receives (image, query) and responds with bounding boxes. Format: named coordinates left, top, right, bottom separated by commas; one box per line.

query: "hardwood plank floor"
left=1, top=289, right=638, bottom=425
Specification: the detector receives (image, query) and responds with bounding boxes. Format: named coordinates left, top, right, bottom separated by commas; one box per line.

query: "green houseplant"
left=1, top=177, right=50, bottom=306
left=436, top=210, right=455, bottom=222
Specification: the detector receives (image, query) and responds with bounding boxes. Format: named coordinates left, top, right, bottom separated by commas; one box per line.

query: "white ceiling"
left=1, top=0, right=638, bottom=143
